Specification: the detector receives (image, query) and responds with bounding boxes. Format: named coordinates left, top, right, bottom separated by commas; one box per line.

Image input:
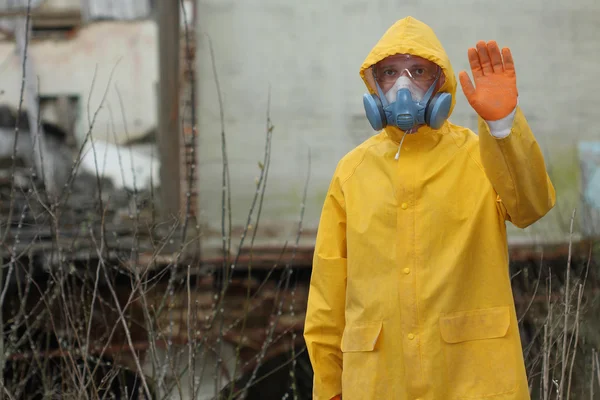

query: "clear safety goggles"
left=373, top=54, right=440, bottom=84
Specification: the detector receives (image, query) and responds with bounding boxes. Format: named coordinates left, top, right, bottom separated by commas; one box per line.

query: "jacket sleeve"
left=478, top=106, right=556, bottom=228
left=303, top=168, right=347, bottom=400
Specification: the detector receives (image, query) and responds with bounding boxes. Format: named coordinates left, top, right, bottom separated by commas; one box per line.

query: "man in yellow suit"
left=303, top=16, right=555, bottom=400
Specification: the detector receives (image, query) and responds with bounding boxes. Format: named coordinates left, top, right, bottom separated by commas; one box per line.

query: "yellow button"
left=401, top=203, right=408, bottom=210
left=403, top=268, right=410, bottom=274
left=408, top=333, right=415, bottom=340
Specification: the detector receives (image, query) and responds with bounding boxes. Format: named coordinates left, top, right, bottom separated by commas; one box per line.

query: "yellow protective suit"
left=303, top=16, right=556, bottom=400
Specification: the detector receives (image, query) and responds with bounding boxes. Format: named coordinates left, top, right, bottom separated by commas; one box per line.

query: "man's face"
left=373, top=54, right=442, bottom=94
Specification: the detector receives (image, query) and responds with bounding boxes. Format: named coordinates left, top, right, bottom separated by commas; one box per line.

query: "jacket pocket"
left=340, top=322, right=382, bottom=399
left=341, top=322, right=382, bottom=352
left=439, top=306, right=517, bottom=398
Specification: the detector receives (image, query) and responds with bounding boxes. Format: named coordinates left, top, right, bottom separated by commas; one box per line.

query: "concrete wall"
left=195, top=0, right=600, bottom=251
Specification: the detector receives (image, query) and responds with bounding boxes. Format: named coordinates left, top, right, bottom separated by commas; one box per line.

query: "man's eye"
left=383, top=69, right=396, bottom=76
left=414, top=68, right=425, bottom=76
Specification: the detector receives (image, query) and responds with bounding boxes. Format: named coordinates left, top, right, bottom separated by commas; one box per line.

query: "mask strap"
left=372, top=68, right=389, bottom=107
left=420, top=71, right=441, bottom=104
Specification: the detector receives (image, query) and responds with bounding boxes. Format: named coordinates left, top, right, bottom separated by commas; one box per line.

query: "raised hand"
left=459, top=40, right=518, bottom=121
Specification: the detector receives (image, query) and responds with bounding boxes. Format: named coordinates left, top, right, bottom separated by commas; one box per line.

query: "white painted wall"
left=39, top=0, right=80, bottom=10
left=195, top=0, right=600, bottom=251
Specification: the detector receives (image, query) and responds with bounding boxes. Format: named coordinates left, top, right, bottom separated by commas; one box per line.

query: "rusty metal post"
left=156, top=0, right=181, bottom=220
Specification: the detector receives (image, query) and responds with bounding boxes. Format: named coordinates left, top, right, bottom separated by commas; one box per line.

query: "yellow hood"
left=359, top=16, right=457, bottom=130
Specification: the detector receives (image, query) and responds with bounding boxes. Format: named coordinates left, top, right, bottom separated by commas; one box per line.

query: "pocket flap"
left=341, top=322, right=382, bottom=352
left=439, top=306, right=510, bottom=344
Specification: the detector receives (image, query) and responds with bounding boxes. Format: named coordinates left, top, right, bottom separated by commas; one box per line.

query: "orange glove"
left=459, top=40, right=518, bottom=121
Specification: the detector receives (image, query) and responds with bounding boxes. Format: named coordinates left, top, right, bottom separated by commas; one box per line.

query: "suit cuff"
left=486, top=106, right=516, bottom=138
left=485, top=98, right=519, bottom=139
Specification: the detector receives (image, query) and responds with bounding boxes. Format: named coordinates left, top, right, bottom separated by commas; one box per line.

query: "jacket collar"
left=383, top=123, right=447, bottom=151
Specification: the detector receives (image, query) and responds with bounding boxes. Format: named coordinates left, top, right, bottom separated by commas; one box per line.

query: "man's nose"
left=399, top=68, right=414, bottom=79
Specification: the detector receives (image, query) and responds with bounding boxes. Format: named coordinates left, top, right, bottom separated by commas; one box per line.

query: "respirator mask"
left=363, top=54, right=452, bottom=132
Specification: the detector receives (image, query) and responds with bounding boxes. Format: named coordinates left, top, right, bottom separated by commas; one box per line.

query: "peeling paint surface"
left=0, top=20, right=158, bottom=146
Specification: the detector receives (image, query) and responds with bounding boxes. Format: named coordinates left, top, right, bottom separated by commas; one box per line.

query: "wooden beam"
left=0, top=8, right=79, bottom=19
left=156, top=1, right=181, bottom=220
